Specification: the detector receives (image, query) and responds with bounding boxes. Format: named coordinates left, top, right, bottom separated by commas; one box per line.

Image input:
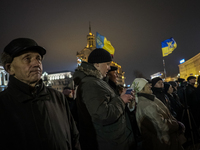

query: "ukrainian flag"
left=161, top=37, right=177, bottom=57
left=96, top=32, right=115, bottom=56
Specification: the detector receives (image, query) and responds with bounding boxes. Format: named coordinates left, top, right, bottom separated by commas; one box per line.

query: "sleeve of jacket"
left=81, top=80, right=125, bottom=125
left=65, top=98, right=81, bottom=150
left=143, top=103, right=179, bottom=143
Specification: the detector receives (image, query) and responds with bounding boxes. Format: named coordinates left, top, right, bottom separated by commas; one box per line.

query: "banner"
left=161, top=37, right=177, bottom=57
left=96, top=32, right=115, bottom=56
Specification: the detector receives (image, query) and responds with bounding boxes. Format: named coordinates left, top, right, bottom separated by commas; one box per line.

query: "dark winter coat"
left=190, top=85, right=200, bottom=128
left=186, top=84, right=196, bottom=106
left=166, top=93, right=183, bottom=121
left=152, top=87, right=171, bottom=112
left=0, top=75, right=81, bottom=150
left=104, top=77, right=138, bottom=148
left=73, top=62, right=134, bottom=150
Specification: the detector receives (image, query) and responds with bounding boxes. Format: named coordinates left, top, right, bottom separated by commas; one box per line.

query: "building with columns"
left=0, top=64, right=9, bottom=91
left=76, top=24, right=125, bottom=86
left=0, top=63, right=74, bottom=92
left=178, top=53, right=200, bottom=80
left=42, top=71, right=74, bottom=92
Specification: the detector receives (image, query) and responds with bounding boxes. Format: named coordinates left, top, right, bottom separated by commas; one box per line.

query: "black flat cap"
left=187, top=76, right=196, bottom=81
left=4, top=38, right=46, bottom=58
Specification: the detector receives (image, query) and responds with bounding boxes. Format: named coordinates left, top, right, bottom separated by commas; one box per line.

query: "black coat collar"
left=137, top=93, right=155, bottom=101
left=7, top=75, right=48, bottom=103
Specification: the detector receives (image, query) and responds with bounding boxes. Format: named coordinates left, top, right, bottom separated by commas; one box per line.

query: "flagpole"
left=163, top=59, right=167, bottom=79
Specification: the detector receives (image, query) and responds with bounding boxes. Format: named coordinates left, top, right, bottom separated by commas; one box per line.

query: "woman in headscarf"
left=130, top=78, right=185, bottom=150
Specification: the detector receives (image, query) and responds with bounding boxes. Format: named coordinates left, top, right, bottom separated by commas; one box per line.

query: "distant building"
left=150, top=71, right=164, bottom=79
left=0, top=64, right=9, bottom=91
left=178, top=53, right=200, bottom=80
left=42, top=71, right=74, bottom=92
left=111, top=61, right=125, bottom=86
left=76, top=24, right=125, bottom=86
left=76, top=23, right=96, bottom=65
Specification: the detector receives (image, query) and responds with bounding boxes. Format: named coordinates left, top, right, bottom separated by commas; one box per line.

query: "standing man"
left=105, top=66, right=138, bottom=149
left=0, top=38, right=81, bottom=150
left=186, top=76, right=196, bottom=105
left=73, top=48, right=135, bottom=150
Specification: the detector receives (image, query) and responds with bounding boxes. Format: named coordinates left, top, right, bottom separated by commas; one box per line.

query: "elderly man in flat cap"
left=0, top=38, right=81, bottom=150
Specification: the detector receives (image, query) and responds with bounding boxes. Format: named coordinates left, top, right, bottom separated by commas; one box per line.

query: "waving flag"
left=161, top=37, right=177, bottom=57
left=96, top=32, right=115, bottom=56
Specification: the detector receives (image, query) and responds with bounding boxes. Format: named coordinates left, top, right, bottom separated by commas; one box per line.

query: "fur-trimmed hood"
left=73, top=62, right=103, bottom=85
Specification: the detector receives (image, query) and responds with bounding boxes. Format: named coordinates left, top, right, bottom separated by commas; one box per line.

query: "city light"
left=180, top=59, right=185, bottom=64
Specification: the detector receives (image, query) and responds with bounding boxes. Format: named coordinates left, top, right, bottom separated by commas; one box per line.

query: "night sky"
left=1, top=0, right=200, bottom=85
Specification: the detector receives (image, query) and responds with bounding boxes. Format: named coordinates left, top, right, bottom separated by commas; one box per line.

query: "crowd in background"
left=66, top=68, right=200, bottom=150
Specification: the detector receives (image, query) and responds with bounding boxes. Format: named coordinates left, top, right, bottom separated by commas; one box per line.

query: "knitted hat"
left=131, top=78, right=148, bottom=93
left=187, top=76, right=196, bottom=82
left=4, top=38, right=46, bottom=58
left=108, top=66, right=118, bottom=73
left=88, top=48, right=112, bottom=63
left=151, top=77, right=162, bottom=87
left=178, top=78, right=185, bottom=83
left=164, top=82, right=171, bottom=93
left=168, top=81, right=177, bottom=88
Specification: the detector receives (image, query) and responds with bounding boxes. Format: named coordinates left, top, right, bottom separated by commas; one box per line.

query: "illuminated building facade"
left=42, top=71, right=73, bottom=92
left=76, top=23, right=96, bottom=64
left=76, top=24, right=125, bottom=86
left=178, top=53, right=200, bottom=80
left=150, top=71, right=164, bottom=79
left=0, top=63, right=73, bottom=92
left=0, top=64, right=9, bottom=91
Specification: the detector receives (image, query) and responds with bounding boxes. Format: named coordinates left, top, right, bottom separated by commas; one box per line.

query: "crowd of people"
left=0, top=38, right=200, bottom=150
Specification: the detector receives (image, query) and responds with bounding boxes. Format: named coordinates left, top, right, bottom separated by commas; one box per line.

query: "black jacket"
left=152, top=87, right=170, bottom=108
left=166, top=93, right=183, bottom=121
left=186, top=84, right=196, bottom=106
left=0, top=76, right=81, bottom=150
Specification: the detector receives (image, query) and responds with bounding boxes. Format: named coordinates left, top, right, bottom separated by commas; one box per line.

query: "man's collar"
left=8, top=75, right=47, bottom=103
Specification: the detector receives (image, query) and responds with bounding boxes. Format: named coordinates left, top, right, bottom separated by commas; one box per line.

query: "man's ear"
left=5, top=63, right=15, bottom=75
left=93, top=63, right=99, bottom=68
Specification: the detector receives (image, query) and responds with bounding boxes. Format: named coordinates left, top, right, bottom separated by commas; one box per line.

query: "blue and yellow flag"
left=161, top=37, right=177, bottom=57
left=96, top=32, right=115, bottom=56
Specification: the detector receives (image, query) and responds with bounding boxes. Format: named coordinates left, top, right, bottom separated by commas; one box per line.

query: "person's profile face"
left=154, top=80, right=164, bottom=88
left=167, top=85, right=173, bottom=94
left=142, top=83, right=152, bottom=94
left=108, top=70, right=118, bottom=83
left=96, top=62, right=111, bottom=77
left=189, top=78, right=196, bottom=85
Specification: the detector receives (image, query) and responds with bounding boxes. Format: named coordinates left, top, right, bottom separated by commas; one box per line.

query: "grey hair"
left=1, top=52, right=13, bottom=71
